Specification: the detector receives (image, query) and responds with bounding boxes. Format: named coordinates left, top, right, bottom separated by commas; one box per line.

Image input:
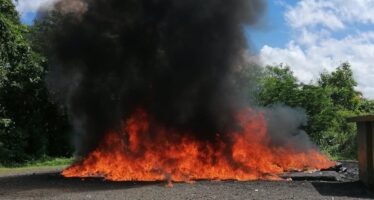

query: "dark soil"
left=0, top=161, right=372, bottom=200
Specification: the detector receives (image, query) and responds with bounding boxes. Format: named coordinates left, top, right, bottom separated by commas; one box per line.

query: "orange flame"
left=62, top=108, right=335, bottom=182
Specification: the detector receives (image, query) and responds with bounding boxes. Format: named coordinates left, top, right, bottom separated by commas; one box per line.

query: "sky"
left=13, top=0, right=374, bottom=99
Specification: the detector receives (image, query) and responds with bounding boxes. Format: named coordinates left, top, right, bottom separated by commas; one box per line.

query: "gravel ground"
left=0, top=162, right=372, bottom=200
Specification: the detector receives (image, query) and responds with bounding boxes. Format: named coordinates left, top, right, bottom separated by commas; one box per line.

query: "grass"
left=22, top=157, right=74, bottom=167
left=321, top=148, right=357, bottom=161
left=0, top=157, right=74, bottom=175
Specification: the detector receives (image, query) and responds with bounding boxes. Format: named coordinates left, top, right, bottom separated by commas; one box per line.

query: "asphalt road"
left=0, top=170, right=373, bottom=200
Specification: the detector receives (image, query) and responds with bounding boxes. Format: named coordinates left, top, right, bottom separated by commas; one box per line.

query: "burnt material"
left=281, top=171, right=341, bottom=181
left=349, top=115, right=374, bottom=190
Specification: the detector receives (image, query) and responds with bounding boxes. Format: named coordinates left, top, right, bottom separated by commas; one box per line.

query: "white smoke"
left=13, top=0, right=58, bottom=14
left=13, top=0, right=87, bottom=19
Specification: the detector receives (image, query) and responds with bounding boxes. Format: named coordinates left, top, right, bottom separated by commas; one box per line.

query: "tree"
left=318, top=63, right=361, bottom=110
left=258, top=63, right=361, bottom=159
left=258, top=65, right=335, bottom=142
left=0, top=0, right=72, bottom=165
left=358, top=99, right=374, bottom=114
left=258, top=65, right=301, bottom=107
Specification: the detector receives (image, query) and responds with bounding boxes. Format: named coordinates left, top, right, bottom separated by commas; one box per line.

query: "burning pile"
left=63, top=108, right=334, bottom=182
left=38, top=0, right=335, bottom=182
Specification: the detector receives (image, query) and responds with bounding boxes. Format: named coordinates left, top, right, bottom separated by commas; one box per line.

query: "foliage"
left=0, top=0, right=72, bottom=166
left=0, top=156, right=73, bottom=168
left=258, top=63, right=369, bottom=160
left=358, top=99, right=374, bottom=114
left=318, top=63, right=361, bottom=110
left=19, top=156, right=73, bottom=167
left=258, top=66, right=300, bottom=106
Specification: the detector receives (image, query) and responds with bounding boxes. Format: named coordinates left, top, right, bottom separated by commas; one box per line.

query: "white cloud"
left=285, top=0, right=345, bottom=30
left=260, top=0, right=374, bottom=99
left=285, top=0, right=374, bottom=30
left=13, top=0, right=57, bottom=14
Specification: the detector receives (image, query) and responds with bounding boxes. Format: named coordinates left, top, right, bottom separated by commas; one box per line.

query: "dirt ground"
left=0, top=162, right=373, bottom=200
left=0, top=162, right=374, bottom=200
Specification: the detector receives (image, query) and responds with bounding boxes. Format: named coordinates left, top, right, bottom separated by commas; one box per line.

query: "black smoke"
left=40, top=0, right=266, bottom=156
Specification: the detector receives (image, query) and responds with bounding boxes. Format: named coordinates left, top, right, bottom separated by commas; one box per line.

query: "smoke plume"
left=39, top=0, right=268, bottom=156
left=40, top=0, right=322, bottom=160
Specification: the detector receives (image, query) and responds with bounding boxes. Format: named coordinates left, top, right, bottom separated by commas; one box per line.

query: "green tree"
left=258, top=64, right=360, bottom=159
left=318, top=63, right=361, bottom=110
left=258, top=65, right=335, bottom=142
left=316, top=63, right=362, bottom=158
left=0, top=0, right=72, bottom=165
left=358, top=99, right=374, bottom=114
left=258, top=65, right=301, bottom=107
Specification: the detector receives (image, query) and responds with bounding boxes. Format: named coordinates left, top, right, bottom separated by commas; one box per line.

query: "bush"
left=258, top=63, right=366, bottom=160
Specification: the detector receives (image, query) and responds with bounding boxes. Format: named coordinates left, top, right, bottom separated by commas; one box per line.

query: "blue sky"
left=14, top=0, right=374, bottom=99
left=21, top=11, right=37, bottom=25
left=248, top=0, right=294, bottom=51
left=18, top=0, right=293, bottom=51
left=18, top=0, right=295, bottom=51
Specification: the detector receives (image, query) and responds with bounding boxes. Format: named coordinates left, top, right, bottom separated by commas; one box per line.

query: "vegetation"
left=0, top=0, right=72, bottom=167
left=258, top=63, right=373, bottom=160
left=0, top=0, right=373, bottom=166
left=0, top=157, right=72, bottom=175
left=0, top=156, right=73, bottom=168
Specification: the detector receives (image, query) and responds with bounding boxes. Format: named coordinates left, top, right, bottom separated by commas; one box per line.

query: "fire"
left=62, top=108, right=335, bottom=182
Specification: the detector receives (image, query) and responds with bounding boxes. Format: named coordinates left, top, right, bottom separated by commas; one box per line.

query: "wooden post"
left=349, top=115, right=374, bottom=189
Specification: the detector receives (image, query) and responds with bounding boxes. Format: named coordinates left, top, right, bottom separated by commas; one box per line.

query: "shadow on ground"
left=312, top=181, right=374, bottom=199
left=1, top=171, right=374, bottom=199
left=0, top=172, right=164, bottom=194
